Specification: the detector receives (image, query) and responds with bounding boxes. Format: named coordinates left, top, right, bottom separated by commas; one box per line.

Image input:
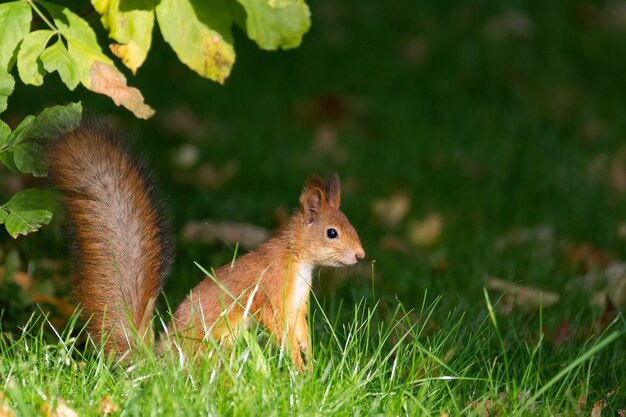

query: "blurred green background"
left=4, top=0, right=626, bottom=336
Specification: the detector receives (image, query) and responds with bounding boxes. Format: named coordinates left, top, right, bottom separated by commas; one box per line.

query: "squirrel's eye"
left=326, top=228, right=338, bottom=239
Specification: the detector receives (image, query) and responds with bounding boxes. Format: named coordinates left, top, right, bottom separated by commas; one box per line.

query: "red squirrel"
left=47, top=122, right=364, bottom=370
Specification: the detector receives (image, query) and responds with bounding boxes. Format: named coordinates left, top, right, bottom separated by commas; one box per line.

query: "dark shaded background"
left=4, top=0, right=626, bottom=336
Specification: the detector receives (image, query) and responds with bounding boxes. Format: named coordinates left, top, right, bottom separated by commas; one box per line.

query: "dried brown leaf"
left=486, top=277, right=559, bottom=313
left=612, top=158, right=626, bottom=194
left=617, top=409, right=626, bottom=417
left=161, top=106, right=213, bottom=141
left=591, top=399, right=607, bottom=417
left=0, top=393, right=14, bottom=417
left=182, top=220, right=270, bottom=250
left=41, top=397, right=78, bottom=417
left=564, top=243, right=612, bottom=272
left=312, top=124, right=350, bottom=163
left=0, top=268, right=32, bottom=291
left=372, top=193, right=410, bottom=227
left=98, top=396, right=119, bottom=415
left=484, top=9, right=535, bottom=41
left=408, top=213, right=444, bottom=248
left=380, top=234, right=408, bottom=253
left=0, top=405, right=15, bottom=417
left=196, top=161, right=239, bottom=188
left=494, top=225, right=553, bottom=251
left=89, top=61, right=155, bottom=119
left=399, top=36, right=429, bottom=67
left=296, top=93, right=352, bottom=126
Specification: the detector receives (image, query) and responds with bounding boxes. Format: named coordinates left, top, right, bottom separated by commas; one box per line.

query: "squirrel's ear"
left=300, top=177, right=326, bottom=223
left=325, top=173, right=341, bottom=209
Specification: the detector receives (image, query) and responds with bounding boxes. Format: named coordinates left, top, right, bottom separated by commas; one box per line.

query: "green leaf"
left=13, top=142, right=46, bottom=177
left=0, top=1, right=32, bottom=72
left=1, top=188, right=57, bottom=238
left=234, top=0, right=310, bottom=50
left=0, top=72, right=15, bottom=114
left=40, top=40, right=80, bottom=90
left=17, top=30, right=54, bottom=86
left=0, top=103, right=82, bottom=176
left=0, top=114, right=33, bottom=173
left=92, top=0, right=155, bottom=73
left=5, top=115, right=34, bottom=149
left=40, top=2, right=154, bottom=118
left=25, top=102, right=82, bottom=141
left=0, top=119, right=10, bottom=147
left=156, top=0, right=235, bottom=84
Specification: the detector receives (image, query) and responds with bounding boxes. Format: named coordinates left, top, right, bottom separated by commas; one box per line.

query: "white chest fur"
left=292, top=263, right=313, bottom=310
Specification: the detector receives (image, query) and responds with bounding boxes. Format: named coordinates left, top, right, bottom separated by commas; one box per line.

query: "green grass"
left=3, top=0, right=626, bottom=415
left=1, top=294, right=623, bottom=416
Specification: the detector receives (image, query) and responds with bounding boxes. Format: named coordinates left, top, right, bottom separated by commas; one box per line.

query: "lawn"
left=1, top=0, right=626, bottom=415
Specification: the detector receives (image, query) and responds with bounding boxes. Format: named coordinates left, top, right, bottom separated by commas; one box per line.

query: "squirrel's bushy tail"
left=48, top=122, right=173, bottom=355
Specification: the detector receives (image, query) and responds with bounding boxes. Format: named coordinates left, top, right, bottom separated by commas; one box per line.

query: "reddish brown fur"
left=48, top=124, right=172, bottom=355
left=171, top=175, right=365, bottom=369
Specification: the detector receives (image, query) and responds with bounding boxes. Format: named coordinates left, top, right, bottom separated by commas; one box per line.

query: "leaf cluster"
left=0, top=0, right=310, bottom=118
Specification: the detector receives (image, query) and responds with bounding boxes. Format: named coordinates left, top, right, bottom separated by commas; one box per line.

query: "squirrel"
left=47, top=122, right=365, bottom=370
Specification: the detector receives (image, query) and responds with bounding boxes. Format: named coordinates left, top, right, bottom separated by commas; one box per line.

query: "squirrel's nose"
left=355, top=247, right=365, bottom=261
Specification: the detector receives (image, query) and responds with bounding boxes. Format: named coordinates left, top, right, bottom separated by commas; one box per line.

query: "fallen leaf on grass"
left=41, top=397, right=78, bottom=417
left=372, top=193, right=410, bottom=227
left=172, top=144, right=200, bottom=169
left=182, top=220, right=270, bottom=250
left=564, top=243, right=612, bottom=272
left=590, top=296, right=619, bottom=334
left=618, top=222, right=626, bottom=240
left=98, top=396, right=119, bottom=415
left=0, top=405, right=15, bottom=417
left=196, top=161, right=239, bottom=188
left=618, top=409, right=626, bottom=417
left=569, top=261, right=626, bottom=310
left=612, top=156, right=626, bottom=193
left=408, top=213, right=444, bottom=248
left=484, top=9, right=535, bottom=41
left=32, top=294, right=76, bottom=330
left=0, top=267, right=32, bottom=291
left=174, top=161, right=239, bottom=188
left=591, top=399, right=607, bottom=417
left=399, top=36, right=429, bottom=68
left=380, top=234, right=408, bottom=253
left=466, top=398, right=499, bottom=417
left=494, top=225, right=553, bottom=251
left=296, top=93, right=353, bottom=126
left=160, top=105, right=213, bottom=141
left=486, top=277, right=559, bottom=314
left=312, top=123, right=350, bottom=163
left=544, top=320, right=575, bottom=348
left=0, top=392, right=15, bottom=417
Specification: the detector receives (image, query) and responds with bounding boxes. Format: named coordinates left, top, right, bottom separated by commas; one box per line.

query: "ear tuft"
left=325, top=173, right=341, bottom=208
left=300, top=176, right=326, bottom=223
